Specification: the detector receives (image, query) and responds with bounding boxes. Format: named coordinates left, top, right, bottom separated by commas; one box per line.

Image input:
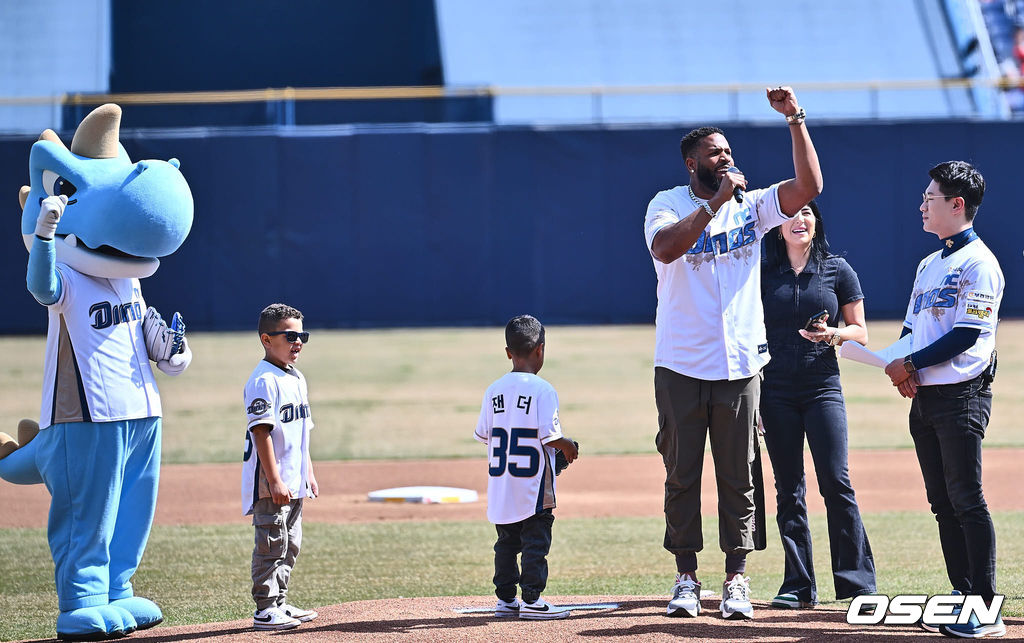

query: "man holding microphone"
left=643, top=86, right=822, bottom=620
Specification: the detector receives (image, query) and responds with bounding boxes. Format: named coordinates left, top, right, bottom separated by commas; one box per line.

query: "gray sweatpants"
left=251, top=497, right=303, bottom=610
left=654, top=367, right=758, bottom=568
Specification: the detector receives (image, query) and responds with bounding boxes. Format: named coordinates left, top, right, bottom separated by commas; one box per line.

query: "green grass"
left=1, top=321, right=1023, bottom=463
left=2, top=322, right=1023, bottom=640
left=2, top=512, right=1022, bottom=640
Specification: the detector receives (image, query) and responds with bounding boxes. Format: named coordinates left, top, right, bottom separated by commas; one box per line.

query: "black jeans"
left=493, top=509, right=554, bottom=603
left=910, top=374, right=996, bottom=601
left=760, top=373, right=875, bottom=603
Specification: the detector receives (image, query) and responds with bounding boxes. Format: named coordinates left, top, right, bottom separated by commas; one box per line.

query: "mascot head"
left=19, top=104, right=193, bottom=279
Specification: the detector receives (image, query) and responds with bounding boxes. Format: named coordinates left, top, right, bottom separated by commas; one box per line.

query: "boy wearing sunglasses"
left=241, top=303, right=319, bottom=631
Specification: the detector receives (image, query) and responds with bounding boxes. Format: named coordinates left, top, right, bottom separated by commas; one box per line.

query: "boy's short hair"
left=928, top=160, right=985, bottom=221
left=505, top=314, right=545, bottom=357
left=258, top=303, right=303, bottom=335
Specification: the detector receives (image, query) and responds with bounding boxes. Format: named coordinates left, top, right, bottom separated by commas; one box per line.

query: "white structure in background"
left=0, top=0, right=109, bottom=133
left=436, top=0, right=1010, bottom=124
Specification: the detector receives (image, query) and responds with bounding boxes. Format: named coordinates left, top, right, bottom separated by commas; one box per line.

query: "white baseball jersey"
left=38, top=263, right=161, bottom=429
left=644, top=182, right=789, bottom=380
left=904, top=239, right=1003, bottom=386
left=474, top=372, right=563, bottom=525
left=241, top=360, right=314, bottom=515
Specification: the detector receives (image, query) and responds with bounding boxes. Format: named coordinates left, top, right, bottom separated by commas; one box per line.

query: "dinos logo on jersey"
left=687, top=220, right=757, bottom=257
left=247, top=398, right=270, bottom=416
left=90, top=300, right=143, bottom=329
left=913, top=270, right=960, bottom=314
left=279, top=402, right=311, bottom=423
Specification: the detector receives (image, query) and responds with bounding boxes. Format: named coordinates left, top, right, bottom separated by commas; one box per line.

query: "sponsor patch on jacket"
left=965, top=304, right=993, bottom=320
left=965, top=291, right=996, bottom=304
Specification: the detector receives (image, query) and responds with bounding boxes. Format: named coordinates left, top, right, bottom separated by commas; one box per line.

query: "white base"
left=455, top=602, right=619, bottom=614
left=367, top=486, right=478, bottom=504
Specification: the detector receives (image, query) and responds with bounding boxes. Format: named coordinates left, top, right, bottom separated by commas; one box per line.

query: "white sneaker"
left=279, top=603, right=318, bottom=623
left=519, top=598, right=571, bottom=620
left=667, top=574, right=701, bottom=617
left=720, top=576, right=754, bottom=620
left=494, top=598, right=521, bottom=617
left=253, top=606, right=301, bottom=630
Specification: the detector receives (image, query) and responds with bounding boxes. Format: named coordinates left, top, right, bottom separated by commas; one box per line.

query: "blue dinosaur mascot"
left=0, top=104, right=193, bottom=640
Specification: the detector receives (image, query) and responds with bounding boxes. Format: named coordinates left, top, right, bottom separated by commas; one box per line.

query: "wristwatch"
left=828, top=331, right=841, bottom=347
left=903, top=355, right=917, bottom=374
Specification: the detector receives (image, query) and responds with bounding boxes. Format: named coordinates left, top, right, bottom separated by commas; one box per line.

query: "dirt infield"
left=4, top=450, right=1023, bottom=641
left=16, top=596, right=1023, bottom=642
left=3, top=449, right=1024, bottom=528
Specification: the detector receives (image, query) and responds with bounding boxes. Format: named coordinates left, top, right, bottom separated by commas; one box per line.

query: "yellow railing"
left=0, top=77, right=1020, bottom=107
left=1, top=78, right=1019, bottom=124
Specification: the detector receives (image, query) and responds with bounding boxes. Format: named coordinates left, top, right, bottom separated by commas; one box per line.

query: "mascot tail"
left=0, top=419, right=44, bottom=485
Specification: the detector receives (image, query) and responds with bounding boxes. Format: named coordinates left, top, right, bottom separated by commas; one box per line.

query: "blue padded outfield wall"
left=0, top=120, right=1020, bottom=333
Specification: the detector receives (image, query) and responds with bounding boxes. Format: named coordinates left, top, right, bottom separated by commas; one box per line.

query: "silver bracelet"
left=699, top=201, right=716, bottom=218
left=786, top=107, right=806, bottom=125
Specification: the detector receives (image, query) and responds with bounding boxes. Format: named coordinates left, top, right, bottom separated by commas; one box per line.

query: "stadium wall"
left=0, top=120, right=1019, bottom=333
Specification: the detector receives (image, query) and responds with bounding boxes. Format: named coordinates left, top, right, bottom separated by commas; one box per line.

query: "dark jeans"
left=910, top=374, right=996, bottom=602
left=760, top=374, right=875, bottom=602
left=493, top=509, right=554, bottom=604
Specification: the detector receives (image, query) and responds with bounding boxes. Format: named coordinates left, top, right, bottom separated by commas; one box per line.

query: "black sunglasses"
left=266, top=330, right=310, bottom=344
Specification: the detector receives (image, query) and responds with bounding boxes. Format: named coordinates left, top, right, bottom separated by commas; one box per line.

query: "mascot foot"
left=109, top=597, right=163, bottom=630
left=56, top=604, right=134, bottom=641
left=0, top=420, right=39, bottom=460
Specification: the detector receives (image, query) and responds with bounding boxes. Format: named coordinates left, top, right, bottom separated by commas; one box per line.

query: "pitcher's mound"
left=64, top=595, right=1020, bottom=642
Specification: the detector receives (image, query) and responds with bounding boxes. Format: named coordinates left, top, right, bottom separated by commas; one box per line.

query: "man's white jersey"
left=904, top=239, right=1003, bottom=386
left=38, top=263, right=161, bottom=429
left=241, top=360, right=314, bottom=515
left=474, top=372, right=563, bottom=525
left=645, top=183, right=789, bottom=380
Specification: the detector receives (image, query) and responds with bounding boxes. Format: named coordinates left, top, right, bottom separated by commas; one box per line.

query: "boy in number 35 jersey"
left=474, top=315, right=579, bottom=620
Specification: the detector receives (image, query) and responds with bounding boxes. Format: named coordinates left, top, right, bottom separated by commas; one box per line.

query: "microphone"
left=727, top=166, right=744, bottom=203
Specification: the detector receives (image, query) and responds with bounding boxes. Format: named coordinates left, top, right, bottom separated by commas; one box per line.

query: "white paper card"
left=838, top=334, right=914, bottom=369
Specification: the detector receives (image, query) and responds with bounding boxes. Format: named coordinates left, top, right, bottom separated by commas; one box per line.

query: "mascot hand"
left=157, top=337, right=191, bottom=376
left=142, top=307, right=176, bottom=362
left=35, top=195, right=68, bottom=240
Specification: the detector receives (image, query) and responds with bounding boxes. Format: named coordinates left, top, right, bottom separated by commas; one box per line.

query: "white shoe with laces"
left=667, top=574, right=701, bottom=617
left=720, top=576, right=754, bottom=620
left=253, top=606, right=301, bottom=630
left=519, top=598, right=571, bottom=620
left=494, top=597, right=521, bottom=617
left=279, top=603, right=318, bottom=623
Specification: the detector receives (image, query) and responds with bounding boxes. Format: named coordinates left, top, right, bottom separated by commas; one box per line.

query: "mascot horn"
left=0, top=104, right=193, bottom=641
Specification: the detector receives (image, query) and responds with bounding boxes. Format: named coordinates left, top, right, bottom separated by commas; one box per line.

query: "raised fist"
left=766, top=86, right=799, bottom=117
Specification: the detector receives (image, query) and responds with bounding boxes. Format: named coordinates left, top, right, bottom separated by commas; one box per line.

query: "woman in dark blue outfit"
left=760, top=200, right=876, bottom=608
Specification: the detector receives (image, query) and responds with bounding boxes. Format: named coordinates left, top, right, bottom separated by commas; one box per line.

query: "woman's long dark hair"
left=762, top=199, right=831, bottom=271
